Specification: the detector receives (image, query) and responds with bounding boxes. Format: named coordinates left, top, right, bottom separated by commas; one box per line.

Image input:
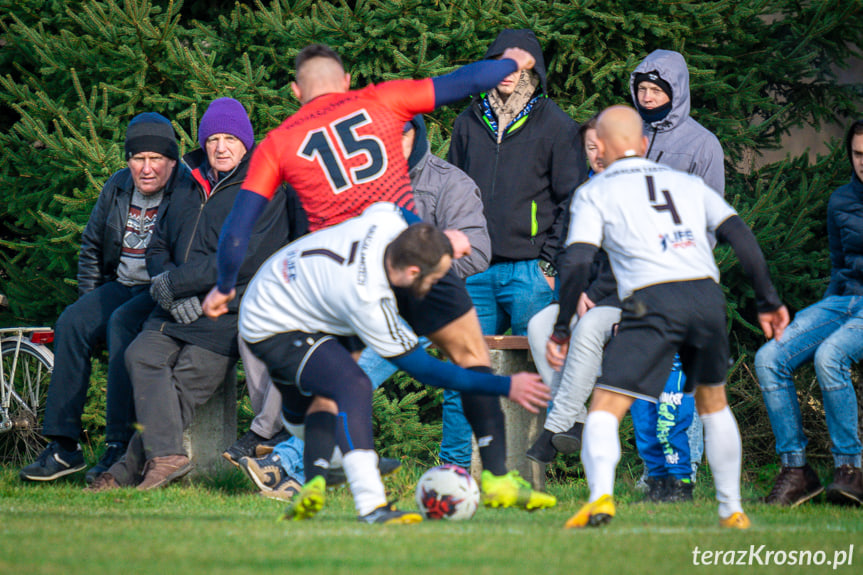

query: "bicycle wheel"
left=0, top=339, right=54, bottom=465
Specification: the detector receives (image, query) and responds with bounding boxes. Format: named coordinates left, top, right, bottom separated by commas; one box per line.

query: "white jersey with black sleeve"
left=566, top=156, right=737, bottom=301
left=239, top=202, right=418, bottom=359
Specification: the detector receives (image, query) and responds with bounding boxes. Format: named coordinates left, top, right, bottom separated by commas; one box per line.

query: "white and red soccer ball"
left=415, top=464, right=480, bottom=520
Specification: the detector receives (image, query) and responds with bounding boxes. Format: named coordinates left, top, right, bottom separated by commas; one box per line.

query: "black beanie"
left=125, top=112, right=179, bottom=161
left=633, top=71, right=673, bottom=102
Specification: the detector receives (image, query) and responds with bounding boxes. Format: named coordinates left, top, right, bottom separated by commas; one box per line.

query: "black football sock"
left=303, top=411, right=337, bottom=482
left=461, top=367, right=507, bottom=476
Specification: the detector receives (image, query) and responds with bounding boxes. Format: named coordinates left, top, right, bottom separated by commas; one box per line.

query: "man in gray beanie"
left=20, top=112, right=193, bottom=484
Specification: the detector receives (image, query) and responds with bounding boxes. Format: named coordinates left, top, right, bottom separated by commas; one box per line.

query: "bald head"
left=291, top=46, right=351, bottom=104
left=595, top=105, right=648, bottom=166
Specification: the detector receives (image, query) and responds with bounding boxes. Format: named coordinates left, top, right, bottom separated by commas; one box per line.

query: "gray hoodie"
left=630, top=50, right=725, bottom=196
left=408, top=143, right=491, bottom=279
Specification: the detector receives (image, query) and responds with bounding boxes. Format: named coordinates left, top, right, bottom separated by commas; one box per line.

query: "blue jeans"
left=273, top=435, right=306, bottom=483
left=42, top=282, right=152, bottom=444
left=755, top=295, right=863, bottom=468
left=631, top=357, right=695, bottom=479
left=440, top=260, right=554, bottom=466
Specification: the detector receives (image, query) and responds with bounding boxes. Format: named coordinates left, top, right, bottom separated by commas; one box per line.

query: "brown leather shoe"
left=83, top=472, right=120, bottom=493
left=765, top=464, right=823, bottom=506
left=826, top=465, right=863, bottom=506
left=136, top=455, right=193, bottom=491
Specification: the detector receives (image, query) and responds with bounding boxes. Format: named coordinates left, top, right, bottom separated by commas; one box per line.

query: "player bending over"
left=547, top=105, right=789, bottom=529
left=204, top=43, right=556, bottom=510
left=222, top=203, right=550, bottom=524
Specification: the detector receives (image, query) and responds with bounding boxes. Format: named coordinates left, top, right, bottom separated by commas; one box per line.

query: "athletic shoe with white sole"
left=238, top=452, right=285, bottom=491
left=260, top=476, right=303, bottom=501
left=281, top=475, right=326, bottom=521
left=564, top=494, right=615, bottom=528
left=358, top=503, right=423, bottom=525
left=481, top=469, right=556, bottom=510
left=20, top=441, right=86, bottom=481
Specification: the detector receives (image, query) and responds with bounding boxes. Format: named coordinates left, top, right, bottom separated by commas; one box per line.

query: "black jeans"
left=42, top=282, right=152, bottom=444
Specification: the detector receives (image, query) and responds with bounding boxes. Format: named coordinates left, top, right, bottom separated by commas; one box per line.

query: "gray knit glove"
left=149, top=271, right=175, bottom=311
left=169, top=296, right=203, bottom=324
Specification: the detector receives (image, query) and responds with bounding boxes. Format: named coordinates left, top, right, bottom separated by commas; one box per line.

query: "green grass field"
left=1, top=465, right=860, bottom=575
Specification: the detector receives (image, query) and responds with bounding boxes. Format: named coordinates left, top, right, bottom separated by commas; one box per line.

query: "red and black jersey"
left=243, top=79, right=436, bottom=231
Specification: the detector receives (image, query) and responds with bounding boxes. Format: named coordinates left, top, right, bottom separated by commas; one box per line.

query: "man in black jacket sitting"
left=20, top=113, right=192, bottom=484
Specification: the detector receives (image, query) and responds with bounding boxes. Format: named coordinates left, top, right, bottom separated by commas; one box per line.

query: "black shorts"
left=247, top=331, right=368, bottom=425
left=393, top=268, right=473, bottom=336
left=597, top=279, right=730, bottom=401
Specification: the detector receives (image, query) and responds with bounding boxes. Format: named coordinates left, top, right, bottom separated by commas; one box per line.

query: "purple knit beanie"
left=198, top=98, right=255, bottom=152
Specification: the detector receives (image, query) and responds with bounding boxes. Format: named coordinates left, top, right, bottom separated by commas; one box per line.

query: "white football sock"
left=342, top=449, right=386, bottom=516
left=702, top=406, right=743, bottom=519
left=581, top=410, right=620, bottom=502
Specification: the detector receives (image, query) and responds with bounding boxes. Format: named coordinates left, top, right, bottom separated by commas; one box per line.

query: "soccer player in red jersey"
left=205, top=44, right=556, bottom=511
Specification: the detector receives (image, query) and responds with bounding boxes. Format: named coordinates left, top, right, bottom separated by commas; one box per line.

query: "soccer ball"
left=415, top=464, right=480, bottom=520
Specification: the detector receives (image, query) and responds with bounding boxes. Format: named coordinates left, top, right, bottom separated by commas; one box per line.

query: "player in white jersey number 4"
left=206, top=203, right=550, bottom=523
left=548, top=106, right=790, bottom=530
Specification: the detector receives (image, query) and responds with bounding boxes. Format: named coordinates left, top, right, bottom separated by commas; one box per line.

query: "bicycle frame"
left=0, top=327, right=54, bottom=434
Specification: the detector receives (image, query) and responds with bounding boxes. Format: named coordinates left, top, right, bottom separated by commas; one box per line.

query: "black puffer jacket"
left=447, top=28, right=586, bottom=264
left=144, top=146, right=295, bottom=356
left=77, top=164, right=193, bottom=296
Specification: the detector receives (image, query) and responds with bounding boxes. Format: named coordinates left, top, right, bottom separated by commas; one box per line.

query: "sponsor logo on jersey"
left=357, top=224, right=377, bottom=286
left=659, top=229, right=696, bottom=251
left=281, top=249, right=298, bottom=283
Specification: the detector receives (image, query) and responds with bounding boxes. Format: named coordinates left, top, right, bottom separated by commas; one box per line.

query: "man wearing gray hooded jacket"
left=630, top=49, right=725, bottom=196
left=629, top=49, right=725, bottom=499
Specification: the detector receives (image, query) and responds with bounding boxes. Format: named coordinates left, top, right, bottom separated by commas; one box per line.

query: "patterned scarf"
left=485, top=70, right=540, bottom=143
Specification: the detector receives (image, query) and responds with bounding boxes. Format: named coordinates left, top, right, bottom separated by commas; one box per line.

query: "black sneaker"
left=660, top=477, right=694, bottom=502
left=358, top=502, right=422, bottom=525
left=224, top=430, right=292, bottom=465
left=526, top=429, right=557, bottom=464
left=254, top=429, right=292, bottom=457
left=644, top=476, right=667, bottom=502
left=20, top=441, right=86, bottom=481
left=765, top=464, right=823, bottom=506
left=85, top=442, right=127, bottom=485
left=327, top=456, right=402, bottom=487
left=551, top=422, right=584, bottom=455
left=222, top=430, right=267, bottom=466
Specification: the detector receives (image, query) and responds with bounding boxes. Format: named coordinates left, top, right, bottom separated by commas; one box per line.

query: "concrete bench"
left=182, top=368, right=238, bottom=477
left=469, top=335, right=547, bottom=490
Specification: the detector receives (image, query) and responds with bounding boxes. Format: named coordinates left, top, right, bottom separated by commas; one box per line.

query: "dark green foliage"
left=372, top=370, right=443, bottom=467
left=1, top=0, right=861, bottom=470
